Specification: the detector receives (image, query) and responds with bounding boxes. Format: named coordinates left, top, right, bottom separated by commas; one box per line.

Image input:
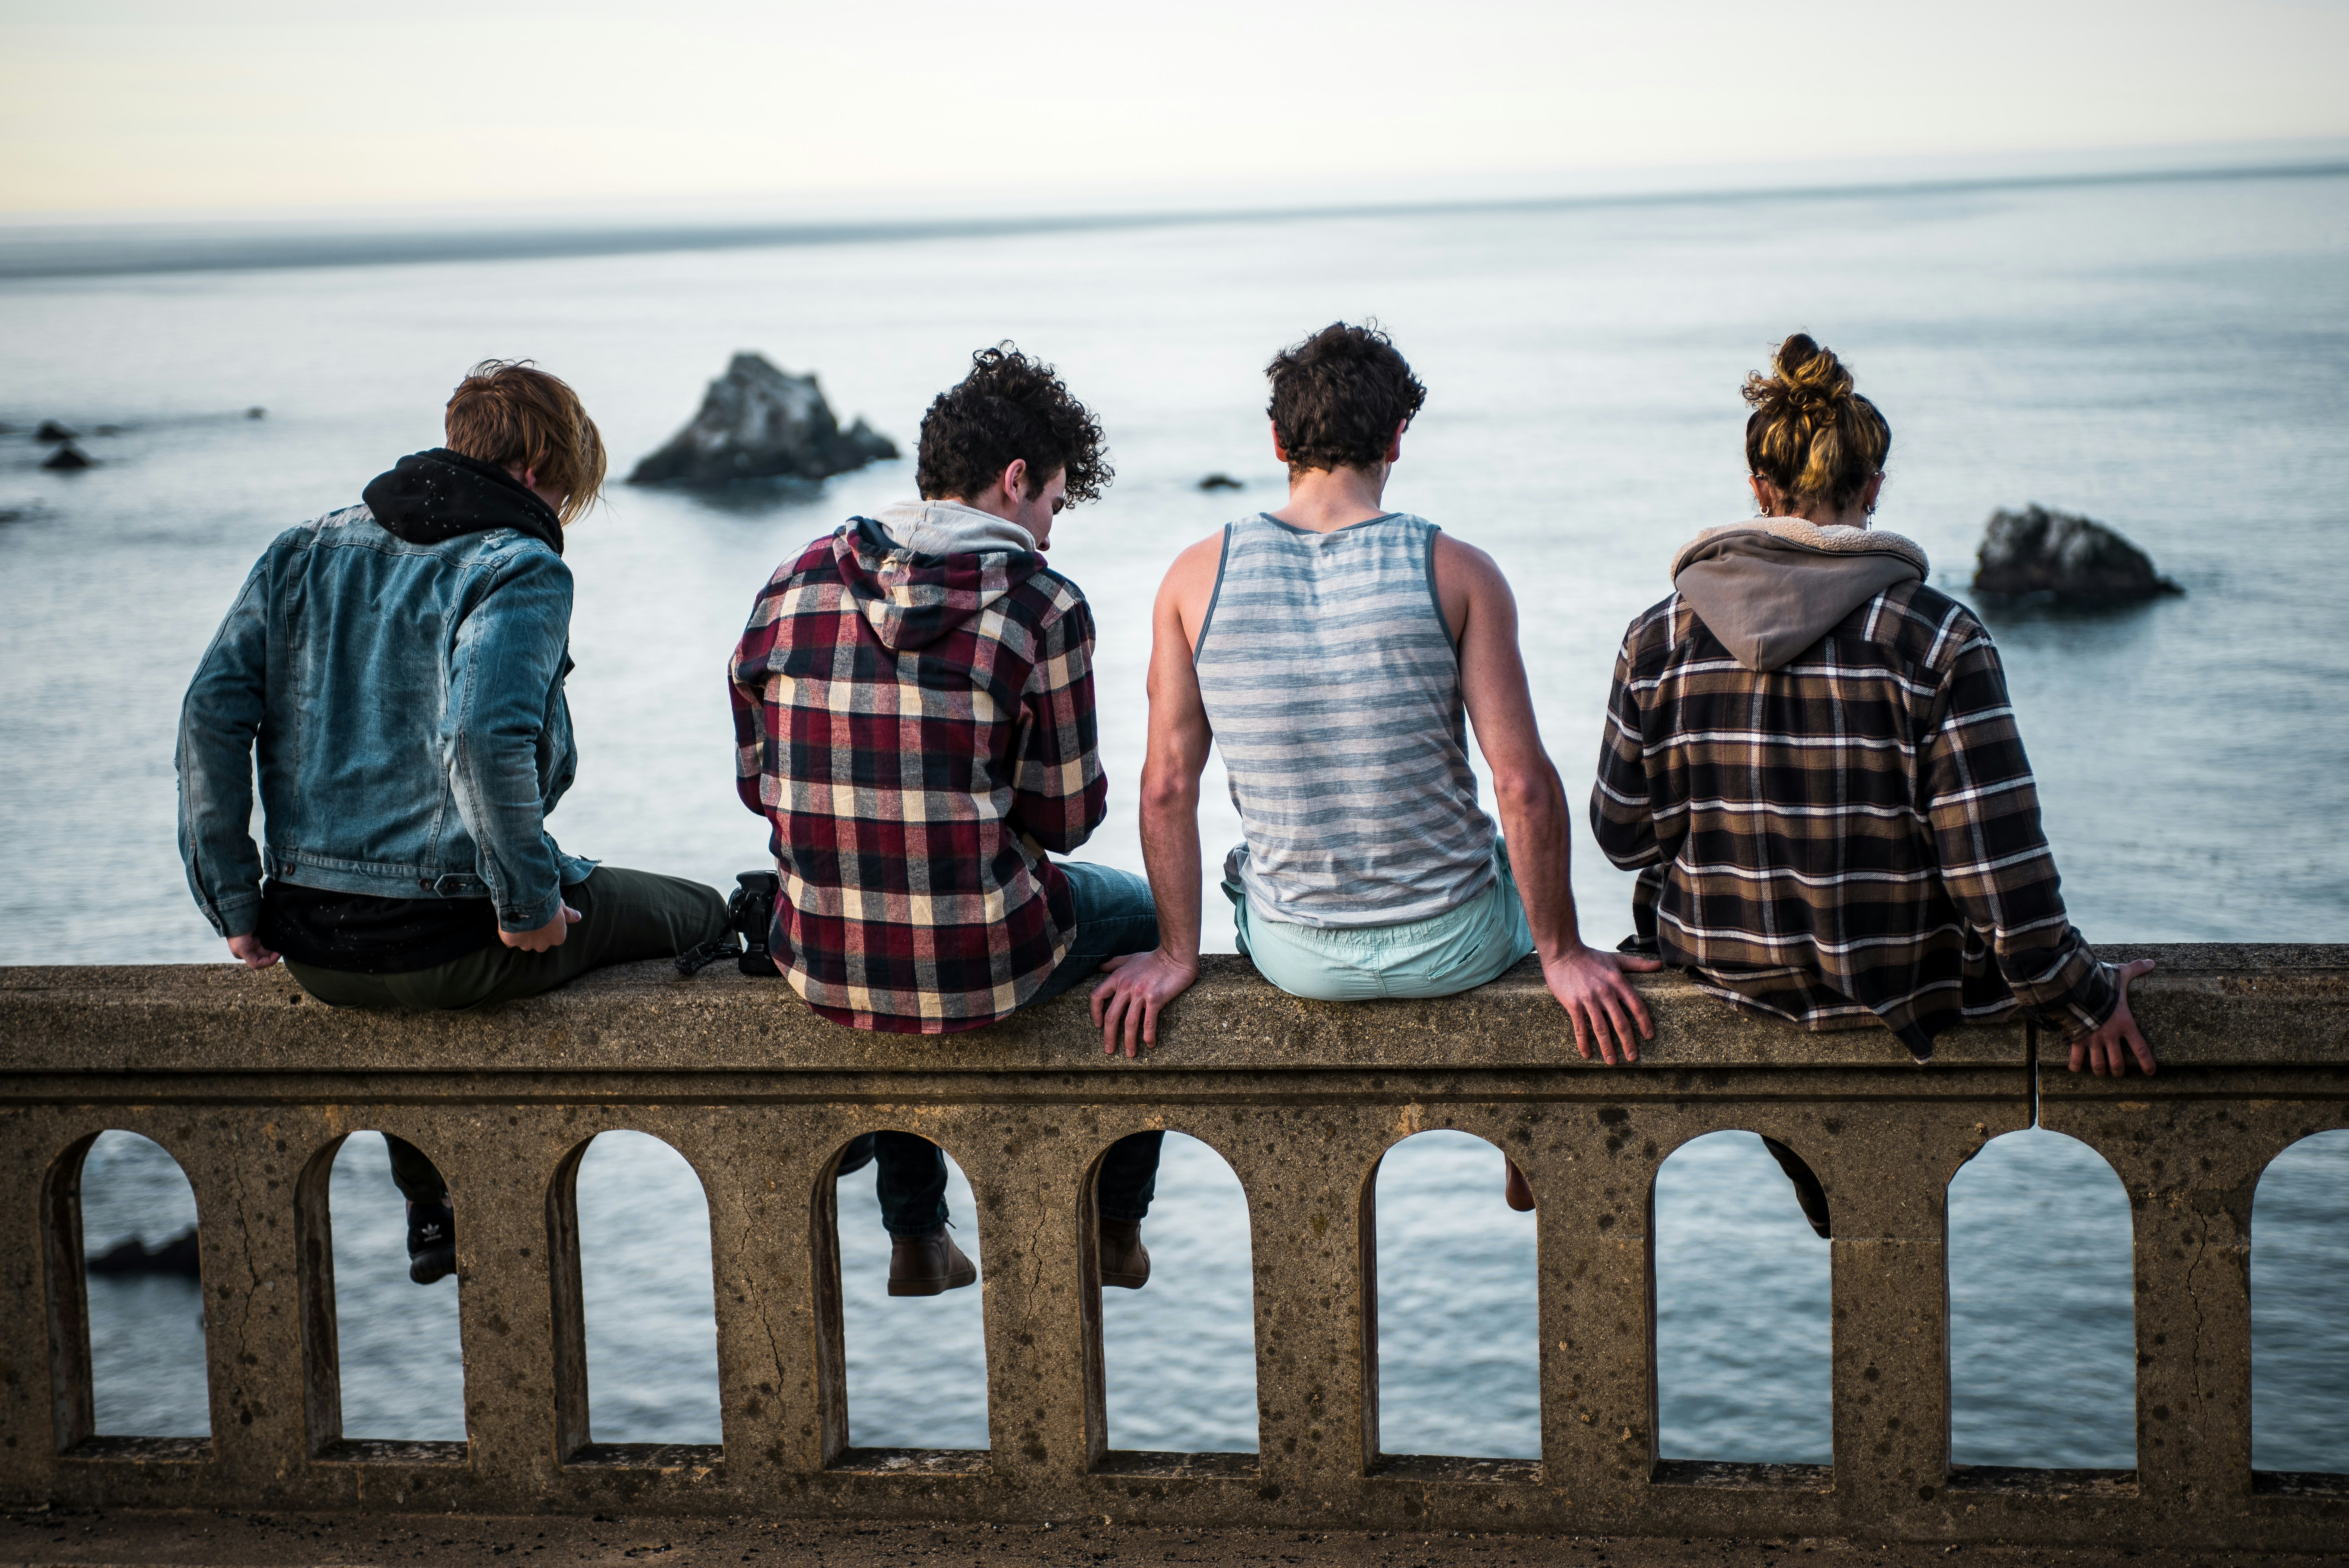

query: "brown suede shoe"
left=1098, top=1218, right=1150, bottom=1290
left=887, top=1227, right=977, bottom=1296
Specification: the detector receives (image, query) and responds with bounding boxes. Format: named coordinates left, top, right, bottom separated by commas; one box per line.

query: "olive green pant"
left=284, top=865, right=729, bottom=1012
left=285, top=866, right=728, bottom=1203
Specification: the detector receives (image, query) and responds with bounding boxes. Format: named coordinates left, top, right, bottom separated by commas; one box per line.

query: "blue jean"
left=848, top=860, right=1165, bottom=1238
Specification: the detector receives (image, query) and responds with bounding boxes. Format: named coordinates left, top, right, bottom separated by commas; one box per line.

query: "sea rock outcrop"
left=41, top=442, right=93, bottom=471
left=34, top=420, right=78, bottom=443
left=628, top=353, right=896, bottom=486
left=1197, top=472, right=1244, bottom=491
left=1974, top=505, right=2181, bottom=602
left=88, top=1228, right=201, bottom=1278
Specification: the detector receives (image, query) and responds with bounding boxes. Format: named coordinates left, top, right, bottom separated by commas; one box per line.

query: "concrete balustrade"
left=0, top=944, right=2341, bottom=1547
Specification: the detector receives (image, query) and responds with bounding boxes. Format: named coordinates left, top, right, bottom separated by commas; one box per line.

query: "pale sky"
left=3, top=0, right=2347, bottom=219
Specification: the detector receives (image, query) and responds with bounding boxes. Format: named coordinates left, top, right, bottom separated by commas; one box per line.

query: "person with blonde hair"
left=177, top=359, right=727, bottom=1282
left=1589, top=333, right=2155, bottom=1235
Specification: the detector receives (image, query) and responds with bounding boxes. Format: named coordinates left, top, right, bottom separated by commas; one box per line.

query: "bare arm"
left=1435, top=534, right=1661, bottom=1063
left=1090, top=533, right=1223, bottom=1057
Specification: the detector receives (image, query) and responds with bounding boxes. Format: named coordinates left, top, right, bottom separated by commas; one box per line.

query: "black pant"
left=391, top=1129, right=1168, bottom=1227
left=286, top=866, right=728, bottom=1012
left=838, top=1129, right=1163, bottom=1239
left=385, top=1134, right=447, bottom=1205
left=1761, top=1135, right=1832, bottom=1238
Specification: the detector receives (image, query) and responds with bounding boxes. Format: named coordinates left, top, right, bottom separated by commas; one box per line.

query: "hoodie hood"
left=361, top=448, right=566, bottom=557
left=873, top=497, right=1037, bottom=557
left=835, top=507, right=1049, bottom=653
left=1671, top=519, right=1929, bottom=672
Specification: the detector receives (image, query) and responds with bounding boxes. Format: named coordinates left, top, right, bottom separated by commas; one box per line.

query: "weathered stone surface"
left=0, top=946, right=2339, bottom=1551
left=626, top=353, right=896, bottom=486
left=1973, top=505, right=2182, bottom=601
left=11, top=1505, right=2341, bottom=1567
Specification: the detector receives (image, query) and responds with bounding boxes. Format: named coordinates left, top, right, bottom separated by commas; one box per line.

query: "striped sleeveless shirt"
left=1194, top=511, right=1497, bottom=928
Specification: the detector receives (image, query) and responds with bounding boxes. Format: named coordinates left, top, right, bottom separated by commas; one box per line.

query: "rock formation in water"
left=34, top=420, right=78, bottom=443
left=88, top=1228, right=201, bottom=1279
left=1974, top=505, right=2182, bottom=602
left=1197, top=472, right=1244, bottom=491
left=41, top=442, right=93, bottom=471
left=628, top=353, right=897, bottom=486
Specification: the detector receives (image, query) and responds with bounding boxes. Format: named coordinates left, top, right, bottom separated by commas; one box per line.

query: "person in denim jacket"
left=176, top=359, right=727, bottom=1283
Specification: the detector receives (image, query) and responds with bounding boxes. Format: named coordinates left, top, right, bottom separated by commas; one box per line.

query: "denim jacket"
left=177, top=471, right=595, bottom=939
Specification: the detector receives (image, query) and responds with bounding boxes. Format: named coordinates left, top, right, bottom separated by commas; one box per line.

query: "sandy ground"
left=0, top=1508, right=2339, bottom=1568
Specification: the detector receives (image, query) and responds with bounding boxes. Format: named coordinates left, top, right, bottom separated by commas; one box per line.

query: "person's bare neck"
left=1770, top=500, right=1871, bottom=530
left=1268, top=462, right=1391, bottom=534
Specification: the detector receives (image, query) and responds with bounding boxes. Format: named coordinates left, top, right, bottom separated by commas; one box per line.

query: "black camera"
left=675, top=870, right=782, bottom=977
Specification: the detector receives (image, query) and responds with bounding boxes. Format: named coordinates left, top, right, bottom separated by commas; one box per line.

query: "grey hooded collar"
left=872, top=498, right=1037, bottom=558
left=1670, top=519, right=1930, bottom=673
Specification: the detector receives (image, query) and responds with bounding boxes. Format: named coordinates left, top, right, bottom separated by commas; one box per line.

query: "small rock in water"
left=41, top=442, right=93, bottom=471
left=88, top=1227, right=202, bottom=1278
left=1974, top=505, right=2181, bottom=602
left=1197, top=472, right=1245, bottom=491
left=34, top=419, right=79, bottom=443
left=246, top=406, right=266, bottom=419
left=628, top=352, right=897, bottom=486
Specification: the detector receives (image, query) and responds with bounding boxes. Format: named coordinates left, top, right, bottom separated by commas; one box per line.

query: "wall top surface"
left=1, top=944, right=2341, bottom=1077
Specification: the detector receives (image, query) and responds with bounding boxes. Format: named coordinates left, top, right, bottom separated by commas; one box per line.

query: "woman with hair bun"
left=1589, top=334, right=2155, bottom=1228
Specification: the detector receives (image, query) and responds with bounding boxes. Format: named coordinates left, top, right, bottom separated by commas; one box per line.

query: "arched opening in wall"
left=568, top=1131, right=722, bottom=1449
left=1373, top=1129, right=1538, bottom=1460
left=827, top=1132, right=990, bottom=1454
left=327, top=1132, right=466, bottom=1442
left=2251, top=1129, right=2349, bottom=1476
left=1098, top=1131, right=1256, bottom=1457
left=1653, top=1131, right=1830, bottom=1465
left=75, top=1131, right=210, bottom=1440
left=1948, top=1129, right=2134, bottom=1471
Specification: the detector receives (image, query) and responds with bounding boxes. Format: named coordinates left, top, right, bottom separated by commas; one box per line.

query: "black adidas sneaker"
left=407, top=1197, right=456, bottom=1284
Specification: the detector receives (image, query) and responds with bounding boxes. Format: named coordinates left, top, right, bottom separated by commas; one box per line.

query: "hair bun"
left=1772, top=333, right=1853, bottom=409
left=1740, top=332, right=1889, bottom=513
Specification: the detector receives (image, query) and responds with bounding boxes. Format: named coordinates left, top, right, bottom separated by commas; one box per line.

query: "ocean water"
left=13, top=169, right=2348, bottom=1469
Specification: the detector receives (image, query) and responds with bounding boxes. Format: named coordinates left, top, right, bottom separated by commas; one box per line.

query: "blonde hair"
left=443, top=359, right=607, bottom=526
left=1742, top=334, right=1889, bottom=513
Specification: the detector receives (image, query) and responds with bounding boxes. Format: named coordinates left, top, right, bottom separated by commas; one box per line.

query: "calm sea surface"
left=9, top=170, right=2347, bottom=1469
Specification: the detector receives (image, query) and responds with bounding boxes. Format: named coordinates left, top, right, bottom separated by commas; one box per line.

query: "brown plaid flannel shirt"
left=1591, top=578, right=2116, bottom=1059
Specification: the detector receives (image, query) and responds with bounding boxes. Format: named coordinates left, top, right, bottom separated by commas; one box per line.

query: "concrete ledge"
left=0, top=946, right=2341, bottom=1552
left=4, top=945, right=2339, bottom=1078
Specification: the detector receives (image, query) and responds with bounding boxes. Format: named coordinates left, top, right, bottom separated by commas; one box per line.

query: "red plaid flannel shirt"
left=730, top=519, right=1106, bottom=1032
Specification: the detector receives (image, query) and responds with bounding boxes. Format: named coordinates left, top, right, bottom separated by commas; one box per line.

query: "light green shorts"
left=1224, top=840, right=1536, bottom=1002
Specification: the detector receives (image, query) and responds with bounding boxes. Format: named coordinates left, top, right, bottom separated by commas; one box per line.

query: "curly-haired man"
left=1090, top=323, right=1657, bottom=1209
left=730, top=345, right=1164, bottom=1296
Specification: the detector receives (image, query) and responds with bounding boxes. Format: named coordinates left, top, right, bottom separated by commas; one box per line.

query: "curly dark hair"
left=914, top=344, right=1111, bottom=506
left=1265, top=322, right=1427, bottom=475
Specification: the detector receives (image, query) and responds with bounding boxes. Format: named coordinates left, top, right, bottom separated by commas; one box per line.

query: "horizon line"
left=2, top=155, right=2343, bottom=284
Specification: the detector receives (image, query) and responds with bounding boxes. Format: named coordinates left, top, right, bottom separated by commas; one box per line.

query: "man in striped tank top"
left=1089, top=324, right=1660, bottom=1206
